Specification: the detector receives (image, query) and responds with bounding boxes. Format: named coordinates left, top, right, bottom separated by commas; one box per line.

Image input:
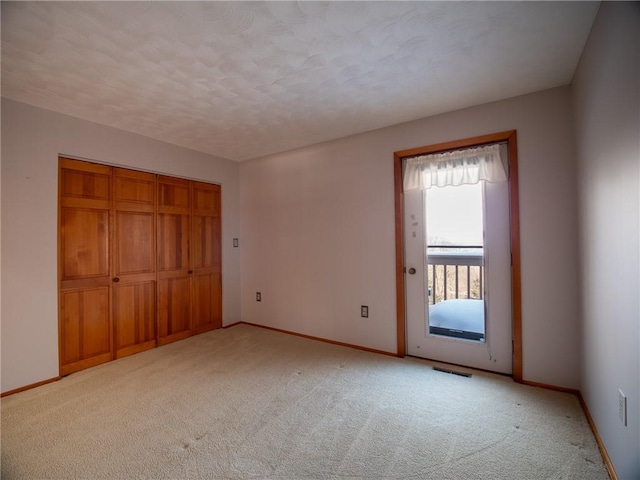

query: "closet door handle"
left=187, top=270, right=194, bottom=274
left=112, top=277, right=120, bottom=283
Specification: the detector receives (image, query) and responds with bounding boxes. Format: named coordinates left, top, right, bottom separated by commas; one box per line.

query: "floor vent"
left=432, top=366, right=472, bottom=377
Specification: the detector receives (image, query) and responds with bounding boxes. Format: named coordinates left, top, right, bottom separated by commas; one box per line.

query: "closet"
left=58, top=158, right=221, bottom=376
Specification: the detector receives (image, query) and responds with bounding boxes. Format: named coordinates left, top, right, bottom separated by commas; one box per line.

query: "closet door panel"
left=193, top=182, right=220, bottom=216
left=60, top=287, right=111, bottom=375
left=115, top=174, right=155, bottom=210
left=59, top=158, right=113, bottom=376
left=157, top=214, right=190, bottom=271
left=60, top=162, right=110, bottom=209
left=157, top=176, right=192, bottom=345
left=113, top=210, right=156, bottom=358
left=114, top=281, right=156, bottom=358
left=191, top=182, right=222, bottom=334
left=158, top=276, right=192, bottom=344
left=116, top=212, right=155, bottom=274
left=193, top=271, right=222, bottom=334
left=192, top=216, right=222, bottom=268
left=158, top=176, right=190, bottom=213
left=156, top=210, right=191, bottom=328
left=60, top=208, right=109, bottom=282
left=80, top=288, right=111, bottom=357
left=191, top=213, right=222, bottom=333
left=113, top=168, right=157, bottom=358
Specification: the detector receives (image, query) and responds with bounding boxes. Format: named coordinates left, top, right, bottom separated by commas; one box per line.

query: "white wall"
left=572, top=3, right=640, bottom=478
left=1, top=98, right=241, bottom=393
left=240, top=86, right=582, bottom=388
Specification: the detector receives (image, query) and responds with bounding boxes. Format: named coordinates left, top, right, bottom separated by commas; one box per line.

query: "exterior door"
left=59, top=159, right=113, bottom=375
left=191, top=181, right=222, bottom=334
left=157, top=176, right=192, bottom=345
left=113, top=168, right=157, bottom=358
left=405, top=174, right=512, bottom=374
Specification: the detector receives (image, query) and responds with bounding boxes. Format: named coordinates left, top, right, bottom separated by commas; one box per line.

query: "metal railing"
left=427, top=246, right=484, bottom=305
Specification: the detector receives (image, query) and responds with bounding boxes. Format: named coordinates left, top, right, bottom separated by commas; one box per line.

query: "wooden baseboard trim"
left=577, top=392, right=618, bottom=480
left=1, top=376, right=61, bottom=398
left=239, top=322, right=397, bottom=357
left=222, top=321, right=243, bottom=329
left=520, top=379, right=579, bottom=395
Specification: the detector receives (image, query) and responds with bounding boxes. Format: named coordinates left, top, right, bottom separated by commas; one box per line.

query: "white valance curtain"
left=403, top=143, right=507, bottom=191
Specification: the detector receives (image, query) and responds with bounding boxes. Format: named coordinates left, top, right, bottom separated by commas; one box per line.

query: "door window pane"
left=425, top=183, right=485, bottom=342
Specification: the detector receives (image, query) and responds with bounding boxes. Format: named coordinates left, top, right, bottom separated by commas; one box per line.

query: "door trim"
left=393, top=130, right=522, bottom=382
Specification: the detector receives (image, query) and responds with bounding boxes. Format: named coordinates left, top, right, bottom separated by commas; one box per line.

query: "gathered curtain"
left=403, top=143, right=507, bottom=191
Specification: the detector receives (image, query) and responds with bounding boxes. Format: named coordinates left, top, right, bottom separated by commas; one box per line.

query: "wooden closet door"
left=59, top=158, right=113, bottom=376
left=157, top=176, right=192, bottom=345
left=113, top=168, right=157, bottom=358
left=192, top=182, right=222, bottom=334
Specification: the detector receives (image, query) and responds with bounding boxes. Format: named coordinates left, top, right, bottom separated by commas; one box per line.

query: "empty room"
left=1, top=2, right=638, bottom=479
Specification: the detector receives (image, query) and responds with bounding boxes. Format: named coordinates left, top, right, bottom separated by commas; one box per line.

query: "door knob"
left=408, top=268, right=417, bottom=275
left=188, top=270, right=194, bottom=274
left=112, top=277, right=120, bottom=283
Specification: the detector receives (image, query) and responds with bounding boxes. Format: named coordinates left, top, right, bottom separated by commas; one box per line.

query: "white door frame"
left=393, top=130, right=523, bottom=381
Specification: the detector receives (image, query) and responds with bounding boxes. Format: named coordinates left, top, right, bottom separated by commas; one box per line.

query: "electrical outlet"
left=256, top=292, right=261, bottom=302
left=361, top=305, right=369, bottom=318
left=233, top=238, right=239, bottom=248
left=618, top=389, right=627, bottom=426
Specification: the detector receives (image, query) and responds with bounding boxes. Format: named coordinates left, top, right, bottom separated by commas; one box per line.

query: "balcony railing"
left=427, top=246, right=484, bottom=305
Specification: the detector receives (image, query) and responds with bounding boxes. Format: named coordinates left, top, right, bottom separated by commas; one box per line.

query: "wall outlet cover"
left=618, top=389, right=627, bottom=426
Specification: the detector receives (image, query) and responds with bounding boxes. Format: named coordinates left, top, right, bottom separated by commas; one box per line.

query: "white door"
left=404, top=174, right=512, bottom=374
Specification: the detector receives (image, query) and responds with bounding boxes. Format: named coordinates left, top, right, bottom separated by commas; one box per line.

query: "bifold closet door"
left=157, top=176, right=192, bottom=345
left=59, top=159, right=113, bottom=376
left=113, top=168, right=157, bottom=358
left=192, top=182, right=222, bottom=334
left=60, top=160, right=223, bottom=373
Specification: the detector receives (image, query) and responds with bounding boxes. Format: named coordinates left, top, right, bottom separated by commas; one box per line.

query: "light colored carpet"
left=1, top=324, right=608, bottom=479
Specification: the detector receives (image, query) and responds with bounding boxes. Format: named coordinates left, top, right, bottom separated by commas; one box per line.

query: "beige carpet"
left=1, top=324, right=608, bottom=479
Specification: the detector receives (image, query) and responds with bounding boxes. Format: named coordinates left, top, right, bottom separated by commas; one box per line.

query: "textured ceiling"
left=2, top=1, right=599, bottom=161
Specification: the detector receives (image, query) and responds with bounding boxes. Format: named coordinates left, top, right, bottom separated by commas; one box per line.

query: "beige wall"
left=240, top=86, right=582, bottom=388
left=572, top=3, right=640, bottom=478
left=1, top=98, right=241, bottom=393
